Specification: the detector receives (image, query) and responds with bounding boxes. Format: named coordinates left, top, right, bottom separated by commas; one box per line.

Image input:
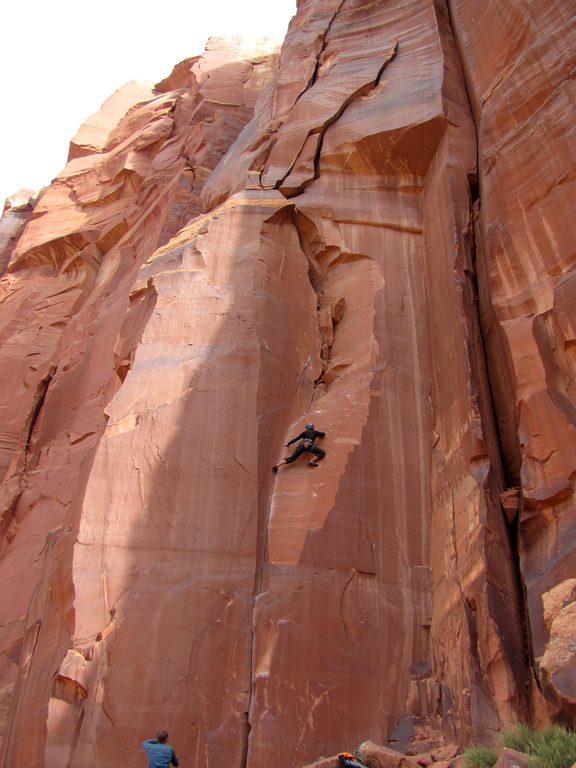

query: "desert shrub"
left=500, top=722, right=537, bottom=754
left=463, top=725, right=576, bottom=768
left=529, top=725, right=576, bottom=768
left=463, top=744, right=497, bottom=768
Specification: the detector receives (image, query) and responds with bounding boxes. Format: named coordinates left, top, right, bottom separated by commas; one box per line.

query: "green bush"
left=463, top=744, right=498, bottom=768
left=500, top=722, right=537, bottom=754
left=463, top=724, right=576, bottom=768
left=529, top=725, right=576, bottom=768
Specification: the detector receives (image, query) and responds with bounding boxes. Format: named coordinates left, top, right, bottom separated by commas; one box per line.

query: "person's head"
left=157, top=731, right=169, bottom=744
left=306, top=423, right=314, bottom=429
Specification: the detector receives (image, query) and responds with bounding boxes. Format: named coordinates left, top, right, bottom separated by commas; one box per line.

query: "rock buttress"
left=216, top=0, right=533, bottom=759
left=448, top=0, right=576, bottom=725
left=0, top=1, right=575, bottom=766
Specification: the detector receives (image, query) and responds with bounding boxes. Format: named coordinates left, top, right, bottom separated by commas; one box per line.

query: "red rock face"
left=0, top=2, right=574, bottom=767
left=448, top=0, right=576, bottom=728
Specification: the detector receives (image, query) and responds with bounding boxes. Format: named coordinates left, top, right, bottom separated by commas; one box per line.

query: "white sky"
left=0, top=0, right=296, bottom=205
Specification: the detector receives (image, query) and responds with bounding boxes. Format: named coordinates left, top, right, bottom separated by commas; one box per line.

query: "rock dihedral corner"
left=0, top=2, right=575, bottom=767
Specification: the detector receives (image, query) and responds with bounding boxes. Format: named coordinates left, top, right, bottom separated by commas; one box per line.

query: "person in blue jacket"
left=273, top=423, right=326, bottom=471
left=142, top=731, right=179, bottom=768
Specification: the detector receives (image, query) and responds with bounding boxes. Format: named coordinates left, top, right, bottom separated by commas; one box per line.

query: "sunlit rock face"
left=0, top=190, right=39, bottom=276
left=0, top=2, right=574, bottom=767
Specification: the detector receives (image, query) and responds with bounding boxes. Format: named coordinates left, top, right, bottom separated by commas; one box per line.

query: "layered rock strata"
left=0, top=38, right=282, bottom=767
left=0, top=2, right=574, bottom=768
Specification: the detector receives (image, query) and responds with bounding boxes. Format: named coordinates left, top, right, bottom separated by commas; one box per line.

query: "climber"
left=142, top=731, right=179, bottom=768
left=338, top=752, right=368, bottom=768
left=273, top=423, right=326, bottom=471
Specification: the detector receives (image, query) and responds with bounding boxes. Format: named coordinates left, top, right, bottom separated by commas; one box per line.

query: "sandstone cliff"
left=0, top=2, right=574, bottom=767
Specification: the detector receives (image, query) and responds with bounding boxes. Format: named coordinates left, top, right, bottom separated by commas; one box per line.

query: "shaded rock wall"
left=0, top=2, right=574, bottom=767
left=449, top=0, right=576, bottom=725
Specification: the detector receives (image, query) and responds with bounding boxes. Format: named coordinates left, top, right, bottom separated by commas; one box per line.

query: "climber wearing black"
left=273, top=423, right=326, bottom=471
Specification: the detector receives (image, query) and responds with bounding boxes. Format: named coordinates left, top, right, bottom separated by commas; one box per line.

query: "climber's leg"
left=273, top=443, right=305, bottom=472
left=308, top=445, right=325, bottom=467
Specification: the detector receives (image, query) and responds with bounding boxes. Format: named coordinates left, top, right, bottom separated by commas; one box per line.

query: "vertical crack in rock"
left=466, top=198, right=538, bottom=699
left=24, top=364, right=57, bottom=471
left=246, top=205, right=351, bottom=768
left=445, top=1, right=522, bottom=488
left=305, top=0, right=348, bottom=92
left=240, top=710, right=250, bottom=768
left=445, top=0, right=535, bottom=723
left=314, top=295, right=345, bottom=391
left=289, top=209, right=332, bottom=410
